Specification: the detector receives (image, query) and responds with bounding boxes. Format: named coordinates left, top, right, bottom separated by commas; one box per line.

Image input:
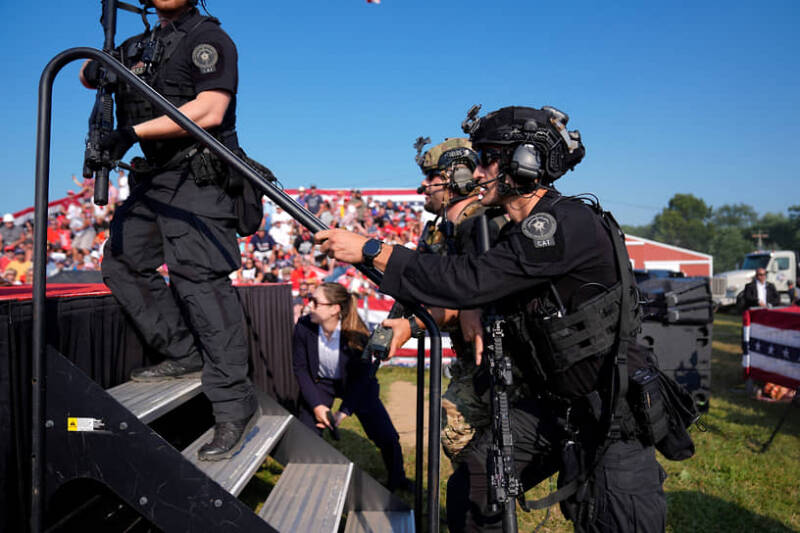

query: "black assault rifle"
left=478, top=214, right=523, bottom=533
left=83, top=0, right=149, bottom=205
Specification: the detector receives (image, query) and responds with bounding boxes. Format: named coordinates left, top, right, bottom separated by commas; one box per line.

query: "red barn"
left=625, top=235, right=713, bottom=277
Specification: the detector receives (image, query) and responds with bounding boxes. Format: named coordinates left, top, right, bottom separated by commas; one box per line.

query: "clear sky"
left=0, top=0, right=797, bottom=225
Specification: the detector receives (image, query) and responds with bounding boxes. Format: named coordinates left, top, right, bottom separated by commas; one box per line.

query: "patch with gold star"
left=521, top=212, right=557, bottom=248
left=192, top=43, right=219, bottom=74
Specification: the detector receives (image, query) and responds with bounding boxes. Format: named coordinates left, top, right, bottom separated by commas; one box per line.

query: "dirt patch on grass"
left=386, top=380, right=429, bottom=448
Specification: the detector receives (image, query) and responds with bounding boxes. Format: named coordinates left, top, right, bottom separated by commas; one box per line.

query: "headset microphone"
left=416, top=185, right=426, bottom=194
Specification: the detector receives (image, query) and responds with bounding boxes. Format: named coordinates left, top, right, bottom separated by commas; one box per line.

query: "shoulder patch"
left=521, top=212, right=557, bottom=248
left=192, top=43, right=219, bottom=73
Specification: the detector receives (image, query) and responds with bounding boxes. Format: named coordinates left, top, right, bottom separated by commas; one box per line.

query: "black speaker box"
left=638, top=322, right=712, bottom=412
left=638, top=277, right=713, bottom=325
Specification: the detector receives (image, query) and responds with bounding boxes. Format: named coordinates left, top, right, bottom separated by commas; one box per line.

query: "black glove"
left=83, top=60, right=101, bottom=88
left=100, top=126, right=139, bottom=161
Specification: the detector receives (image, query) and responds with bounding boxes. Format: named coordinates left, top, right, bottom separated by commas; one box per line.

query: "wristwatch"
left=361, top=238, right=383, bottom=268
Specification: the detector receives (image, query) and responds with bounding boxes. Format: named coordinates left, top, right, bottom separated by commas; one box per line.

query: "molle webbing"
left=535, top=283, right=622, bottom=373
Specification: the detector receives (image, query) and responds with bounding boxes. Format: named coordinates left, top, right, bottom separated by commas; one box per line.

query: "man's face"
left=421, top=174, right=448, bottom=214
left=473, top=157, right=503, bottom=207
left=756, top=269, right=767, bottom=281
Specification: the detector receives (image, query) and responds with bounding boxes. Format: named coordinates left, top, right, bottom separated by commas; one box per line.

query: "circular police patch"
left=521, top=212, right=557, bottom=248
left=192, top=44, right=218, bottom=74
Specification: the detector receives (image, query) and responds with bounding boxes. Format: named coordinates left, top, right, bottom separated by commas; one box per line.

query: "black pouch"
left=228, top=147, right=273, bottom=237
left=189, top=147, right=225, bottom=186
left=629, top=367, right=670, bottom=445
left=654, top=368, right=698, bottom=461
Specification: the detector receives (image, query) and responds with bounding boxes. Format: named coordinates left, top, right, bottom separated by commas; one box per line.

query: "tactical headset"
left=462, top=105, right=585, bottom=195
left=437, top=146, right=480, bottom=197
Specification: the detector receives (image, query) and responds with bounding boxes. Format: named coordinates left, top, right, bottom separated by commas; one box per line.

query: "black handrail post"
left=31, top=45, right=60, bottom=533
left=34, top=47, right=444, bottom=532
left=414, top=336, right=425, bottom=532
left=423, top=320, right=442, bottom=533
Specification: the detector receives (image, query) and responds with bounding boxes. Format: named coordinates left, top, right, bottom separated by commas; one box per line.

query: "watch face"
left=363, top=239, right=382, bottom=257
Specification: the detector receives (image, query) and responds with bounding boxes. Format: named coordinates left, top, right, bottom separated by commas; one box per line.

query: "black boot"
left=197, top=407, right=261, bottom=462
left=130, top=359, right=203, bottom=382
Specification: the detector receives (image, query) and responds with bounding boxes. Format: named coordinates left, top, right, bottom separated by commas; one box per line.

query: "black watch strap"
left=408, top=317, right=425, bottom=338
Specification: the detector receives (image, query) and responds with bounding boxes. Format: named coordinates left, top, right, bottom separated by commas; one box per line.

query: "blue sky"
left=0, top=0, right=797, bottom=225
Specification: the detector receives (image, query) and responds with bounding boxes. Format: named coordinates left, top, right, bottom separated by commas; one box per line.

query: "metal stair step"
left=344, top=511, right=415, bottom=533
left=182, top=413, right=292, bottom=496
left=258, top=462, right=353, bottom=533
left=107, top=379, right=202, bottom=423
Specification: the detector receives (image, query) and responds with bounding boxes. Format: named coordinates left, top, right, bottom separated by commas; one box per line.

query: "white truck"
left=711, top=250, right=798, bottom=308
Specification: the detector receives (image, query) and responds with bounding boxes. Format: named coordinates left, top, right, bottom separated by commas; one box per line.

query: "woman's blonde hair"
left=320, top=282, right=369, bottom=351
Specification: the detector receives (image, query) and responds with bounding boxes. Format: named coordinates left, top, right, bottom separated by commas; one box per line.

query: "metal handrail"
left=33, top=47, right=442, bottom=532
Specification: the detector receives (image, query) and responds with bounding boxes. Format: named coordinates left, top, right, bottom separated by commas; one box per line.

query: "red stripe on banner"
left=0, top=283, right=111, bottom=301
left=394, top=347, right=456, bottom=358
left=742, top=309, right=751, bottom=327
left=748, top=367, right=800, bottom=390
left=749, top=307, right=800, bottom=331
left=359, top=297, right=396, bottom=312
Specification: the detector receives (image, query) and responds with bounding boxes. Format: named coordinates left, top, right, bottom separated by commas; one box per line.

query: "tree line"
left=621, top=194, right=800, bottom=274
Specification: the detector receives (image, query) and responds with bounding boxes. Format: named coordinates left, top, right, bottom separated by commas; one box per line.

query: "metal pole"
left=425, top=324, right=442, bottom=533
left=34, top=47, right=444, bottom=529
left=414, top=337, right=425, bottom=532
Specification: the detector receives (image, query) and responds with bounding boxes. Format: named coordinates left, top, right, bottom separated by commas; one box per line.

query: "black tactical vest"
left=115, top=11, right=220, bottom=164
left=504, top=197, right=642, bottom=400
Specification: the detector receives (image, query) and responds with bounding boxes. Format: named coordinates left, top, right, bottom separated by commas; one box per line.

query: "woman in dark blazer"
left=292, top=282, right=410, bottom=491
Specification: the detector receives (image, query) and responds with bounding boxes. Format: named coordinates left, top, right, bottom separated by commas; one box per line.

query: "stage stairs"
left=44, top=347, right=413, bottom=532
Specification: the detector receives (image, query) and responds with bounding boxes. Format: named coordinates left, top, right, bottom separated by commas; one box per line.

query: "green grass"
left=244, top=314, right=800, bottom=532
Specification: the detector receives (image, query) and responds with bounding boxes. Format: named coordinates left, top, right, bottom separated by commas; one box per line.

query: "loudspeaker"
left=638, top=277, right=713, bottom=325
left=638, top=322, right=712, bottom=412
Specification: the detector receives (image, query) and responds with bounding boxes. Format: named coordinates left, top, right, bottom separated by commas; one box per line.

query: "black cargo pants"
left=446, top=398, right=666, bottom=532
left=102, top=178, right=256, bottom=423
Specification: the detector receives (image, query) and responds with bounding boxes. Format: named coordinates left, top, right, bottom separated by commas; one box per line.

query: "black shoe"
left=197, top=408, right=261, bottom=462
left=130, top=359, right=203, bottom=382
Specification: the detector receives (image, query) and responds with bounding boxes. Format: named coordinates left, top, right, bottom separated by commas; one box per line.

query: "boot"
left=130, top=359, right=203, bottom=382
left=197, top=407, right=260, bottom=462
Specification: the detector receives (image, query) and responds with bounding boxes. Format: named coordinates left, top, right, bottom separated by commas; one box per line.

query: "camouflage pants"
left=441, top=357, right=532, bottom=460
left=441, top=358, right=489, bottom=460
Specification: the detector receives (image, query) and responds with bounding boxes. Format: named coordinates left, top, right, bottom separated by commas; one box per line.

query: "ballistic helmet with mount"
left=415, top=137, right=473, bottom=176
left=462, top=105, right=585, bottom=186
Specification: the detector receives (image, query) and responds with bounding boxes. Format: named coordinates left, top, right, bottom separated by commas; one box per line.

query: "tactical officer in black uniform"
left=318, top=106, right=668, bottom=532
left=80, top=0, right=258, bottom=461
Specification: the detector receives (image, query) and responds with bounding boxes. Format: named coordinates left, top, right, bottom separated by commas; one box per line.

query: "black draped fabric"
left=0, top=283, right=295, bottom=532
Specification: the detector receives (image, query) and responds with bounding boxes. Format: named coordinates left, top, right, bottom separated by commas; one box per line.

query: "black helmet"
left=462, top=105, right=585, bottom=184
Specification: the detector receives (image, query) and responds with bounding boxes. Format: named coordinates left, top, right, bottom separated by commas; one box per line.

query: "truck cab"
left=711, top=250, right=797, bottom=308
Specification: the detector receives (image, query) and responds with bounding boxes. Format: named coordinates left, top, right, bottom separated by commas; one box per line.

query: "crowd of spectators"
left=1, top=177, right=426, bottom=304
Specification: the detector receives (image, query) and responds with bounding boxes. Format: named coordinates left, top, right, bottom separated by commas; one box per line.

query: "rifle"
left=83, top=0, right=149, bottom=205
left=478, top=214, right=522, bottom=533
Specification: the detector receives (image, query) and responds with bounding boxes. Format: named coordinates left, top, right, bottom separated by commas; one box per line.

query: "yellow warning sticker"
left=67, top=417, right=104, bottom=432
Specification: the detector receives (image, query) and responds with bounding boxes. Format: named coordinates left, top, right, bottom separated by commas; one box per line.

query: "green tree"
left=651, top=194, right=713, bottom=252
left=709, top=227, right=752, bottom=273
left=712, top=203, right=758, bottom=230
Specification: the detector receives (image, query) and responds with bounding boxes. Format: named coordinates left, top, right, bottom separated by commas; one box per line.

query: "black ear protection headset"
left=465, top=105, right=585, bottom=197
left=437, top=146, right=480, bottom=197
